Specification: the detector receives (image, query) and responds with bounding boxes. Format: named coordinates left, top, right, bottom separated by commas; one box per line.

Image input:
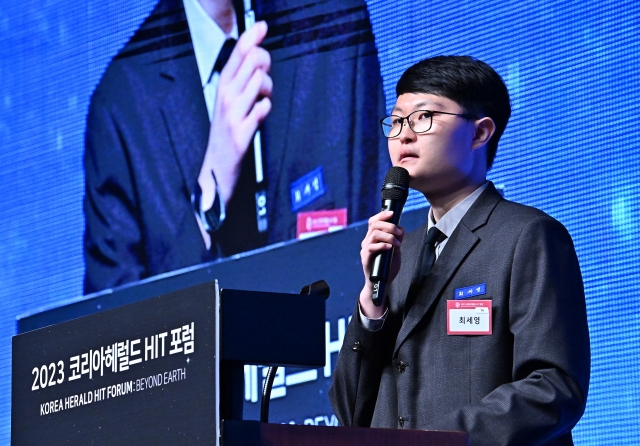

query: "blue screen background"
left=1, top=0, right=639, bottom=443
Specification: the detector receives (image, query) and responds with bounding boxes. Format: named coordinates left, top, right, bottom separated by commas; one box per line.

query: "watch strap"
left=192, top=171, right=226, bottom=233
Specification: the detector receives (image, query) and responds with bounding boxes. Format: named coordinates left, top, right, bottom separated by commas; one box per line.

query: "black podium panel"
left=220, top=289, right=325, bottom=367
left=12, top=282, right=218, bottom=445
left=12, top=283, right=327, bottom=444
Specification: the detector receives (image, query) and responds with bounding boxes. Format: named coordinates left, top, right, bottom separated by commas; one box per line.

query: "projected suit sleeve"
left=84, top=96, right=147, bottom=289
left=83, top=0, right=389, bottom=293
left=330, top=183, right=590, bottom=446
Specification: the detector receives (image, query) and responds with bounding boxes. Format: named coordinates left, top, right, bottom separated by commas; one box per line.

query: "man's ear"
left=471, top=117, right=495, bottom=151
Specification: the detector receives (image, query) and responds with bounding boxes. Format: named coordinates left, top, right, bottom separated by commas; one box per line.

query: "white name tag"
left=447, top=300, right=492, bottom=335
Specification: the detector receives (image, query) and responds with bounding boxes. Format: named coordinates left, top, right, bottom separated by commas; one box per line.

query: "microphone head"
left=381, top=167, right=410, bottom=202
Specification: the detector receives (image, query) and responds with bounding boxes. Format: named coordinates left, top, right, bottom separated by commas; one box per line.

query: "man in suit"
left=83, top=0, right=389, bottom=293
left=329, top=56, right=590, bottom=445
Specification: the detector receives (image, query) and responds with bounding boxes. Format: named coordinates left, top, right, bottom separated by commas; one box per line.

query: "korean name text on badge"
left=447, top=300, right=492, bottom=335
left=454, top=283, right=486, bottom=299
left=290, top=167, right=326, bottom=212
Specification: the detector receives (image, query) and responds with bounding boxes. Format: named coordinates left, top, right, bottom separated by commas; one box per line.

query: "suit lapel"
left=160, top=57, right=210, bottom=198
left=393, top=226, right=479, bottom=355
left=154, top=2, right=210, bottom=198
left=390, top=225, right=427, bottom=313
left=393, top=183, right=503, bottom=356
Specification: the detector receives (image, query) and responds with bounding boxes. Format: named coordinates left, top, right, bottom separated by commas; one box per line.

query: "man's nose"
left=398, top=118, right=417, bottom=141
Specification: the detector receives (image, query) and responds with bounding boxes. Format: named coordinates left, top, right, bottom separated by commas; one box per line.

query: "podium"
left=12, top=279, right=467, bottom=445
left=223, top=420, right=467, bottom=445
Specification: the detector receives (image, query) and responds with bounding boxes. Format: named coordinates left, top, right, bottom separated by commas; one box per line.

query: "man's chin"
left=408, top=173, right=448, bottom=196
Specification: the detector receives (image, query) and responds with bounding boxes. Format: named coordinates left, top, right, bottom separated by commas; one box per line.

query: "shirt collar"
left=183, top=0, right=238, bottom=88
left=427, top=182, right=490, bottom=236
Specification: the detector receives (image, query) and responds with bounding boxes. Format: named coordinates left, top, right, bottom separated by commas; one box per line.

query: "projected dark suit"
left=329, top=183, right=590, bottom=445
left=84, top=0, right=389, bottom=293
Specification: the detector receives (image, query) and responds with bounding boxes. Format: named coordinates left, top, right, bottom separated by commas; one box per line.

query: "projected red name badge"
left=447, top=300, right=492, bottom=335
left=296, top=209, right=347, bottom=239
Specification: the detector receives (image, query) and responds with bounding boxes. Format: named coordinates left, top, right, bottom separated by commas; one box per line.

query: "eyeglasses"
left=380, top=110, right=476, bottom=138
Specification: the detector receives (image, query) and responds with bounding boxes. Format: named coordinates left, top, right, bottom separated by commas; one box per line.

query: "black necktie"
left=404, top=226, right=447, bottom=316
left=418, top=226, right=447, bottom=284
left=207, top=38, right=237, bottom=83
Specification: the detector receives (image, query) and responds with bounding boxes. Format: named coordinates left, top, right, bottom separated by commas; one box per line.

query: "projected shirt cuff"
left=358, top=301, right=388, bottom=332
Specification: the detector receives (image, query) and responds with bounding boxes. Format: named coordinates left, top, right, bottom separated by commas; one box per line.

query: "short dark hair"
left=396, top=56, right=511, bottom=170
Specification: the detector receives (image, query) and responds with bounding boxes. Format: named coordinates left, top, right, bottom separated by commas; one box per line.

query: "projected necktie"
left=209, top=38, right=236, bottom=81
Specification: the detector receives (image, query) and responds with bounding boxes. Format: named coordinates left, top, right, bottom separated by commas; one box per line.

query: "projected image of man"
left=83, top=0, right=389, bottom=293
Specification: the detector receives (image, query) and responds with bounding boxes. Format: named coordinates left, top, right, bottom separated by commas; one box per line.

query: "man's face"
left=388, top=93, right=482, bottom=198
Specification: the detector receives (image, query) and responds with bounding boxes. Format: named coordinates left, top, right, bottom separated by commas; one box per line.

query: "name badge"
left=454, top=283, right=486, bottom=299
left=290, top=167, right=326, bottom=212
left=447, top=300, right=492, bottom=335
left=296, top=208, right=347, bottom=239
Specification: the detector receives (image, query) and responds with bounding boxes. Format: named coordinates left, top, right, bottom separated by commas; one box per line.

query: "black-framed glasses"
left=380, top=110, right=476, bottom=138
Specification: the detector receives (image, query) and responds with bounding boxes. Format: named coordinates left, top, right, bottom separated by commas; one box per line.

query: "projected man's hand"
left=198, top=21, right=272, bottom=211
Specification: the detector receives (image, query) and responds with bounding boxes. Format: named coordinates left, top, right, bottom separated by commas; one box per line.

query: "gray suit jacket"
left=329, top=183, right=590, bottom=446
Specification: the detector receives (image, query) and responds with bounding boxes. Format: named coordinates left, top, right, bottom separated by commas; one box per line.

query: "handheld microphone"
left=369, top=167, right=410, bottom=306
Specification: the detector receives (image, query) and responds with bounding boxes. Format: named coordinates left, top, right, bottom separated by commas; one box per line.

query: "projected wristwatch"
left=192, top=172, right=226, bottom=233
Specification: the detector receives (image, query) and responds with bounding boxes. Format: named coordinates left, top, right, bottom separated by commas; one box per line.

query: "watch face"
left=204, top=192, right=223, bottom=232
left=193, top=175, right=224, bottom=234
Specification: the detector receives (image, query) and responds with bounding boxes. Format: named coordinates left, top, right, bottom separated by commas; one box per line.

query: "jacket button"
left=398, top=416, right=404, bottom=427
left=397, top=361, right=406, bottom=373
left=352, top=341, right=361, bottom=352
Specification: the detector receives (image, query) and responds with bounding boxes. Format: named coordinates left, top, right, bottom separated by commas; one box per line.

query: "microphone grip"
left=371, top=280, right=387, bottom=307
left=369, top=199, right=404, bottom=306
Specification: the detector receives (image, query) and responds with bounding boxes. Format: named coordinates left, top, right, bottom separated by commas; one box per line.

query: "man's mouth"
left=399, top=151, right=418, bottom=162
